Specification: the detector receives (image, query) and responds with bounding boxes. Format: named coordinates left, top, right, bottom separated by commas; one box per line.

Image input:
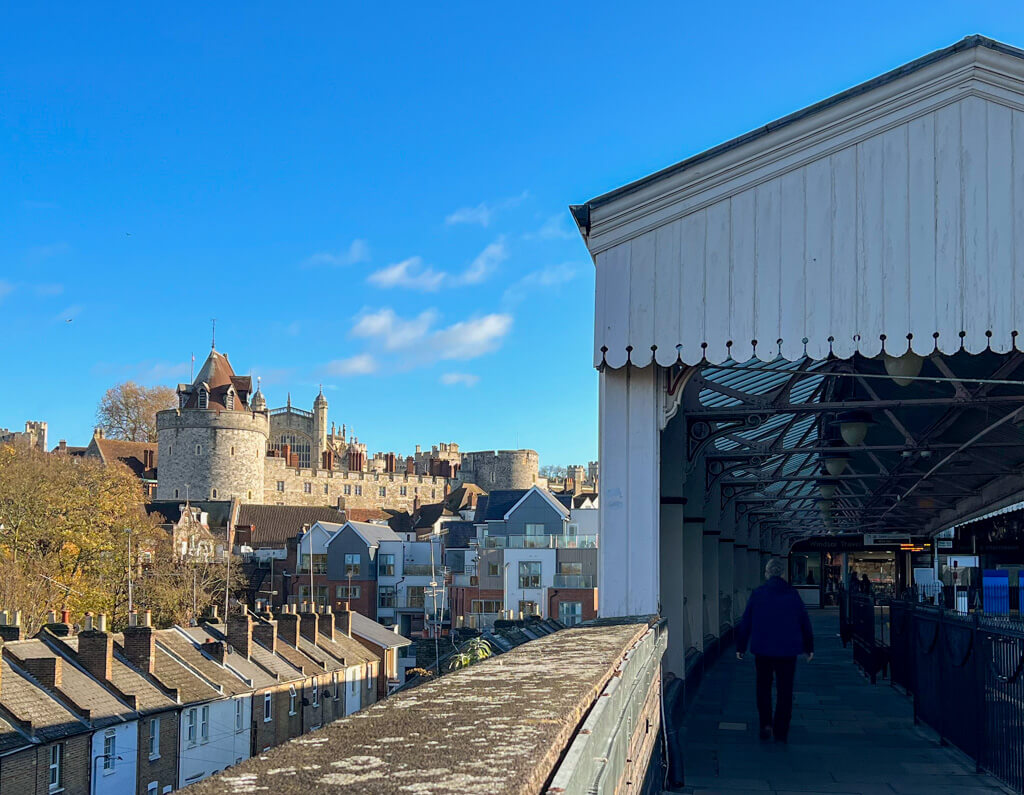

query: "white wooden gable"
left=579, top=37, right=1024, bottom=368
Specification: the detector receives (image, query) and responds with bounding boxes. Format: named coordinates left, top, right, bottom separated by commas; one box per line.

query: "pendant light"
left=834, top=409, right=876, bottom=446
left=884, top=352, right=924, bottom=386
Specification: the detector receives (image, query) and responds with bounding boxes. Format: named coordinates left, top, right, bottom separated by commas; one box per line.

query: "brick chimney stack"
left=335, top=602, right=353, bottom=638
left=227, top=606, right=254, bottom=660
left=298, top=602, right=319, bottom=643
left=78, top=613, right=112, bottom=682
left=123, top=610, right=156, bottom=674
left=275, top=605, right=300, bottom=647
left=317, top=604, right=335, bottom=643
left=252, top=614, right=278, bottom=654
left=200, top=638, right=227, bottom=665
left=23, top=656, right=62, bottom=690
left=42, top=609, right=72, bottom=638
left=0, top=611, right=24, bottom=642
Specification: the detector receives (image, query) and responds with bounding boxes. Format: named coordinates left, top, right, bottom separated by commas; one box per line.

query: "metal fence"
left=886, top=599, right=1024, bottom=792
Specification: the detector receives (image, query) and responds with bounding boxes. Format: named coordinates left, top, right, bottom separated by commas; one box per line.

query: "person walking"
left=736, top=558, right=814, bottom=743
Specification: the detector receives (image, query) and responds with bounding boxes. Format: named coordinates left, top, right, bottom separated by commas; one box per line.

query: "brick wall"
left=252, top=684, right=303, bottom=753
left=0, top=735, right=90, bottom=795
left=137, top=709, right=179, bottom=795
left=548, top=588, right=599, bottom=623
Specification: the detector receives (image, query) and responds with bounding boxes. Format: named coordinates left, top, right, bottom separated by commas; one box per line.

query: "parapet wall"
left=459, top=449, right=539, bottom=491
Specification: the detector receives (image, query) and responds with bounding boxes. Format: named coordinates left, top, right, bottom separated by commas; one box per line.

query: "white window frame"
left=148, top=783, right=158, bottom=795
left=312, top=678, right=319, bottom=707
left=149, top=716, right=160, bottom=759
left=525, top=523, right=545, bottom=536
left=235, top=698, right=244, bottom=732
left=332, top=671, right=340, bottom=700
left=48, top=742, right=62, bottom=791
left=102, top=729, right=116, bottom=771
left=289, top=685, right=297, bottom=716
left=200, top=705, right=210, bottom=743
left=186, top=708, right=197, bottom=746
left=264, top=692, right=273, bottom=722
left=198, top=389, right=209, bottom=409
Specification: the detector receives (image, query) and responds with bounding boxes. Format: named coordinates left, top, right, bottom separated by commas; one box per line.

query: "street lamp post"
left=125, top=527, right=133, bottom=615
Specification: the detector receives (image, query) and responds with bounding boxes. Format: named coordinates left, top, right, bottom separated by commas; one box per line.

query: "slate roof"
left=385, top=510, right=415, bottom=535
left=268, top=638, right=327, bottom=676
left=197, top=623, right=304, bottom=683
left=0, top=658, right=87, bottom=744
left=312, top=629, right=378, bottom=667
left=439, top=521, right=477, bottom=549
left=444, top=483, right=485, bottom=512
left=475, top=490, right=528, bottom=521
left=0, top=713, right=30, bottom=755
left=154, top=630, right=252, bottom=697
left=91, top=437, right=158, bottom=480
left=4, top=639, right=133, bottom=728
left=331, top=521, right=401, bottom=549
left=112, top=633, right=221, bottom=706
left=412, top=502, right=456, bottom=530
left=180, top=350, right=252, bottom=411
left=49, top=634, right=176, bottom=714
left=350, top=613, right=412, bottom=650
left=146, top=500, right=236, bottom=530
left=175, top=627, right=277, bottom=690
left=238, top=504, right=346, bottom=547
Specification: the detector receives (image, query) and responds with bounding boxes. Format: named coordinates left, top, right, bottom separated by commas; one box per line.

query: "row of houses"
left=0, top=602, right=410, bottom=793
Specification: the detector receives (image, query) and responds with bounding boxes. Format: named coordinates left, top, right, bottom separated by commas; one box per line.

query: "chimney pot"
left=78, top=618, right=112, bottom=681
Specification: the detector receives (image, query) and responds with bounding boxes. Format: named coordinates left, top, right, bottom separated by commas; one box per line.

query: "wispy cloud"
left=306, top=239, right=371, bottom=267
left=29, top=242, right=71, bottom=261
left=325, top=354, right=378, bottom=376
left=440, top=372, right=480, bottom=387
left=503, top=263, right=578, bottom=305
left=367, top=257, right=446, bottom=291
left=527, top=213, right=576, bottom=241
left=367, top=239, right=507, bottom=292
left=33, top=283, right=64, bottom=297
left=351, top=308, right=513, bottom=362
left=444, top=191, right=529, bottom=227
left=92, top=359, right=190, bottom=383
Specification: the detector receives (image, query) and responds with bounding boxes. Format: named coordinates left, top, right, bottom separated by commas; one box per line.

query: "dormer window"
left=225, top=390, right=235, bottom=410
left=179, top=392, right=188, bottom=408
left=198, top=389, right=209, bottom=409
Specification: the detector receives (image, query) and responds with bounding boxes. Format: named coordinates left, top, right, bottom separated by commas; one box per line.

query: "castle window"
left=225, top=391, right=235, bottom=410
left=354, top=485, right=362, bottom=496
left=247, top=491, right=252, bottom=500
left=344, top=485, right=351, bottom=496
left=276, top=481, right=285, bottom=492
left=174, top=489, right=179, bottom=499
left=303, top=482, right=312, bottom=494
left=179, top=393, right=187, bottom=409
left=195, top=445, right=202, bottom=455
left=400, top=486, right=407, bottom=496
left=231, top=446, right=235, bottom=456
left=379, top=487, right=386, bottom=497
left=212, top=489, right=218, bottom=499
left=432, top=489, right=436, bottom=498
left=198, top=389, right=209, bottom=409
left=323, top=484, right=329, bottom=495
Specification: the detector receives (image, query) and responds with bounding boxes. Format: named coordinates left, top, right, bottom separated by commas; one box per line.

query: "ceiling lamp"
left=884, top=351, right=924, bottom=386
left=823, top=453, right=850, bottom=477
left=818, top=479, right=839, bottom=499
left=834, top=409, right=876, bottom=446
left=817, top=498, right=833, bottom=513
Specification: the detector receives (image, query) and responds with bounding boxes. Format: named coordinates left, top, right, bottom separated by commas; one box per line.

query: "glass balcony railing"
left=482, top=534, right=598, bottom=549
left=553, top=574, right=596, bottom=588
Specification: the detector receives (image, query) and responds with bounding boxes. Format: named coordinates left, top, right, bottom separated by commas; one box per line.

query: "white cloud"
left=92, top=359, right=190, bottom=384
left=325, top=354, right=378, bottom=376
left=351, top=308, right=439, bottom=351
left=503, top=263, right=578, bottom=305
left=440, top=372, right=480, bottom=387
left=28, top=242, right=71, bottom=260
left=350, top=308, right=513, bottom=362
left=456, top=238, right=507, bottom=285
left=306, top=239, right=371, bottom=267
left=33, top=283, right=64, bottom=296
left=367, top=257, right=446, bottom=291
left=532, top=213, right=576, bottom=240
left=444, top=191, right=529, bottom=227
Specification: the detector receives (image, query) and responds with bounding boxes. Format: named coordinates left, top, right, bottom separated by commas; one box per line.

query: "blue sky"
left=2, top=3, right=1023, bottom=465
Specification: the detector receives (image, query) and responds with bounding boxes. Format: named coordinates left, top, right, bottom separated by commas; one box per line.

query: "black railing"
left=886, top=599, right=1024, bottom=792
left=849, top=593, right=890, bottom=683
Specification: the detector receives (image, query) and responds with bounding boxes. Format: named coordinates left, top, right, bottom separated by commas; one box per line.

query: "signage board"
left=864, top=534, right=911, bottom=546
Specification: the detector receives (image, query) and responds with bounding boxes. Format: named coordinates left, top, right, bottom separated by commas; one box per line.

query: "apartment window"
left=335, top=584, right=361, bottom=599
left=149, top=717, right=160, bottom=758
left=187, top=708, right=197, bottom=745
left=344, top=484, right=351, bottom=496
left=148, top=783, right=158, bottom=795
left=312, top=679, right=319, bottom=706
left=566, top=523, right=579, bottom=536
left=332, top=671, right=340, bottom=700
left=407, top=585, right=425, bottom=608
left=48, top=742, right=63, bottom=791
left=276, top=480, right=285, bottom=492
left=299, top=584, right=329, bottom=606
left=235, top=698, right=244, bottom=732
left=288, top=685, right=297, bottom=715
left=344, top=553, right=360, bottom=577
left=525, top=523, right=545, bottom=536
left=379, top=486, right=386, bottom=497
left=488, top=562, right=500, bottom=577
left=400, top=486, right=407, bottom=496
left=378, top=585, right=395, bottom=608
left=198, top=389, right=208, bottom=409
left=264, top=692, right=273, bottom=722
left=304, top=482, right=312, bottom=494
left=471, top=599, right=502, bottom=614
left=354, top=485, right=362, bottom=496
left=378, top=553, right=395, bottom=576
left=518, top=600, right=540, bottom=617
left=559, top=561, right=583, bottom=576
left=103, top=730, right=116, bottom=770
left=200, top=705, right=210, bottom=742
left=559, top=601, right=583, bottom=626
left=519, top=560, right=542, bottom=589
left=300, top=553, right=327, bottom=574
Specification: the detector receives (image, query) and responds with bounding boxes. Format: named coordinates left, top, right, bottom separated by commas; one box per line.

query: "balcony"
left=402, top=563, right=447, bottom=577
left=553, top=573, right=596, bottom=588
left=483, top=534, right=598, bottom=549
left=186, top=616, right=665, bottom=795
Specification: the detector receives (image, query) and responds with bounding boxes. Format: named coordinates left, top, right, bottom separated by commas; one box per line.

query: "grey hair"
left=765, top=558, right=786, bottom=578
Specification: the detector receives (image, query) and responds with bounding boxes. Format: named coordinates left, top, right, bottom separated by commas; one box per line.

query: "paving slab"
left=675, top=610, right=1012, bottom=795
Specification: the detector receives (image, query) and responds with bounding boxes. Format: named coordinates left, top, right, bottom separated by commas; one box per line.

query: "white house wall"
left=590, top=45, right=1024, bottom=367
left=177, top=698, right=250, bottom=788
left=91, top=721, right=138, bottom=795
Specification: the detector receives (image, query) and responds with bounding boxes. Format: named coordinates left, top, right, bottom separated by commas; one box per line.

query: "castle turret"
left=313, top=386, right=328, bottom=468
left=156, top=349, right=269, bottom=503
left=251, top=376, right=266, bottom=412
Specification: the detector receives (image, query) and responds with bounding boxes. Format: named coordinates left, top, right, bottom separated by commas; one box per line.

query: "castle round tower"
left=156, top=349, right=269, bottom=503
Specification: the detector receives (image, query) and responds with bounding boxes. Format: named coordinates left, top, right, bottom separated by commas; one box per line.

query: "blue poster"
left=983, top=569, right=1010, bottom=615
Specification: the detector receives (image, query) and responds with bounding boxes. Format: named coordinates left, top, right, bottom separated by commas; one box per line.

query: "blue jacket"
left=735, top=577, right=814, bottom=657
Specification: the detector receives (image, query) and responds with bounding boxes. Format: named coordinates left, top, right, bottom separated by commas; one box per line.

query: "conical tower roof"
left=183, top=349, right=252, bottom=411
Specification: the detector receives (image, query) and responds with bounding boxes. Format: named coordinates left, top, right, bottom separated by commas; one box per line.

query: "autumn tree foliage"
left=96, top=381, right=177, bottom=442
left=0, top=444, right=246, bottom=632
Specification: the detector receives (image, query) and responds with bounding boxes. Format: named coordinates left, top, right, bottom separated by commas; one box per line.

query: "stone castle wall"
left=156, top=409, right=269, bottom=502
left=264, top=456, right=452, bottom=512
left=458, top=449, right=539, bottom=492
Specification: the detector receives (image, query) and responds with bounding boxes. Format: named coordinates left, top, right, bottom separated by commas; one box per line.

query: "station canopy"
left=573, top=37, right=1024, bottom=541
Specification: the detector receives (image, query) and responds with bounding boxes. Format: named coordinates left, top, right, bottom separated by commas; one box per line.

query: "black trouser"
left=755, top=655, right=797, bottom=738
